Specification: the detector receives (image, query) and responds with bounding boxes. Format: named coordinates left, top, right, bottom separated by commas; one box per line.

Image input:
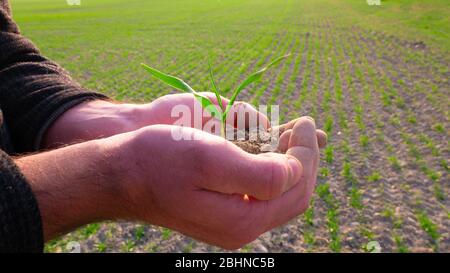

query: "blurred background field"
left=10, top=0, right=449, bottom=252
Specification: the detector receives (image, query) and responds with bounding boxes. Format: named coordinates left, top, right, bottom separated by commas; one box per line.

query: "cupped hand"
left=116, top=116, right=321, bottom=249
left=41, top=92, right=267, bottom=148
left=42, top=93, right=327, bottom=150
left=139, top=92, right=270, bottom=131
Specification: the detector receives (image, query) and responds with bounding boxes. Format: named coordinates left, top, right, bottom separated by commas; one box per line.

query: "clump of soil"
left=229, top=129, right=281, bottom=154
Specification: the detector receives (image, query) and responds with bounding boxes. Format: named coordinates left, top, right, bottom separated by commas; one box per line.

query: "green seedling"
left=134, top=225, right=145, bottom=241
left=416, top=211, right=440, bottom=243
left=393, top=234, right=409, bottom=253
left=80, top=223, right=100, bottom=239
left=324, top=145, right=334, bottom=164
left=367, top=171, right=382, bottom=182
left=359, top=135, right=369, bottom=148
left=388, top=155, right=401, bottom=170
left=350, top=187, right=363, bottom=209
left=96, top=242, right=107, bottom=253
left=142, top=54, right=290, bottom=136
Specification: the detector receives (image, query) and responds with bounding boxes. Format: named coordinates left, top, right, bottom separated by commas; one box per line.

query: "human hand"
left=115, top=117, right=321, bottom=249
left=42, top=93, right=326, bottom=150
left=41, top=92, right=267, bottom=148
left=21, top=116, right=322, bottom=249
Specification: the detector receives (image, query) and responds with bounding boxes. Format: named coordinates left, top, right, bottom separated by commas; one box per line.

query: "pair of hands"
left=35, top=92, right=326, bottom=249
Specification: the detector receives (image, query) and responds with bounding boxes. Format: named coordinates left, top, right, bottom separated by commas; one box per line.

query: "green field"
left=11, top=0, right=449, bottom=253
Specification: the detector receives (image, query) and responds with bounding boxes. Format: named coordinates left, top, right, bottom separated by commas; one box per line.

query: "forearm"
left=41, top=100, right=153, bottom=149
left=15, top=136, right=130, bottom=241
left=0, top=1, right=108, bottom=152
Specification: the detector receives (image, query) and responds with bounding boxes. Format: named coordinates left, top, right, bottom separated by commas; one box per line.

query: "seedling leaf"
left=208, top=60, right=224, bottom=112
left=141, top=63, right=195, bottom=93
left=141, top=63, right=221, bottom=118
left=224, top=53, right=290, bottom=116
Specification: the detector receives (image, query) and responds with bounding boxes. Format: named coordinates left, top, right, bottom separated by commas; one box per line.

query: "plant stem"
left=220, top=118, right=226, bottom=138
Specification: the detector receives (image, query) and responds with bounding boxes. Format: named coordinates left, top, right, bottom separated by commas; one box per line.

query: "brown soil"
left=230, top=130, right=280, bottom=154
left=232, top=140, right=263, bottom=154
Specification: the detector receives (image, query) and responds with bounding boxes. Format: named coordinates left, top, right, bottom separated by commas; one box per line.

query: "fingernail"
left=288, top=157, right=302, bottom=184
left=304, top=116, right=315, bottom=124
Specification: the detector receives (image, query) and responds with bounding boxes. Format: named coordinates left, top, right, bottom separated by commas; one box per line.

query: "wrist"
left=16, top=136, right=131, bottom=241
left=109, top=126, right=162, bottom=223
left=41, top=99, right=144, bottom=149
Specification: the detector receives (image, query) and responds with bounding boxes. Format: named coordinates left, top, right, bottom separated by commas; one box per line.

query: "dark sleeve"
left=0, top=150, right=43, bottom=252
left=0, top=0, right=109, bottom=153
left=0, top=0, right=109, bottom=252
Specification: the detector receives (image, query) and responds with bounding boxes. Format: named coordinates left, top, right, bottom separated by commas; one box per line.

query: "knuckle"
left=232, top=101, right=250, bottom=113
left=233, top=101, right=246, bottom=107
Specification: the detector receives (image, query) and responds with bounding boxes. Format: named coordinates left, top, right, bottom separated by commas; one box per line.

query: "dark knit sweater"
left=0, top=0, right=108, bottom=252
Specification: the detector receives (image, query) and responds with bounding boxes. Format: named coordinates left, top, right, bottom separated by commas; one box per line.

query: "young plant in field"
left=440, top=159, right=448, bottom=171
left=367, top=171, right=382, bottom=182
left=341, top=162, right=354, bottom=183
left=323, top=115, right=333, bottom=135
left=316, top=183, right=341, bottom=252
left=122, top=240, right=135, bottom=252
left=393, top=233, right=409, bottom=253
left=96, top=242, right=107, bottom=253
left=324, top=145, right=334, bottom=164
left=359, top=135, right=369, bottom=148
left=141, top=54, right=290, bottom=136
left=161, top=228, right=172, bottom=240
left=80, top=223, right=100, bottom=239
left=319, top=167, right=329, bottom=178
left=433, top=123, right=445, bottom=133
left=416, top=211, right=440, bottom=247
left=388, top=155, right=401, bottom=170
left=134, top=225, right=145, bottom=241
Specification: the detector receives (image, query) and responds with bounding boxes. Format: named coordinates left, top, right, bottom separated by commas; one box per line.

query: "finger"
left=286, top=117, right=319, bottom=200
left=287, top=146, right=318, bottom=199
left=160, top=192, right=251, bottom=249
left=179, top=190, right=264, bottom=249
left=202, top=118, right=223, bottom=136
left=256, top=117, right=320, bottom=229
left=257, top=147, right=319, bottom=231
left=197, top=93, right=269, bottom=131
left=276, top=129, right=326, bottom=151
left=278, top=129, right=292, bottom=153
left=196, top=155, right=315, bottom=239
left=270, top=118, right=299, bottom=135
left=153, top=93, right=221, bottom=127
left=196, top=143, right=302, bottom=200
left=288, top=116, right=318, bottom=149
left=262, top=173, right=316, bottom=231
left=271, top=118, right=327, bottom=148
left=188, top=144, right=318, bottom=246
left=225, top=101, right=270, bottom=131
left=316, top=129, right=327, bottom=148
left=198, top=91, right=230, bottom=107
